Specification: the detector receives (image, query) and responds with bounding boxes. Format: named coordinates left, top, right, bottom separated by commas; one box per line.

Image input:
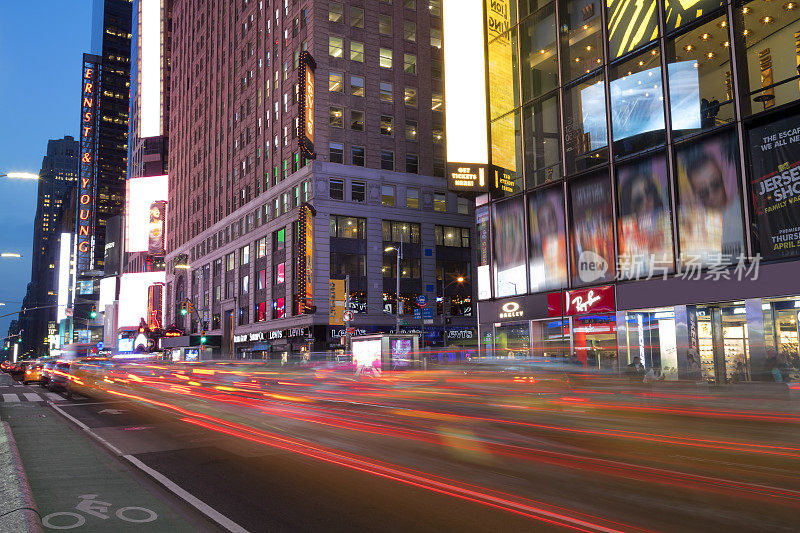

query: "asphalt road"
left=3, top=366, right=800, bottom=532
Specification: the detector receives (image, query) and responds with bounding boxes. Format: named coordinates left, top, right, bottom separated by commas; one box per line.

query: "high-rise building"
left=165, top=0, right=476, bottom=358
left=23, top=136, right=79, bottom=357
left=445, top=0, right=800, bottom=383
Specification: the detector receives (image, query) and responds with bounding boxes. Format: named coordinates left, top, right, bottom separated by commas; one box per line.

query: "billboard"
left=124, top=174, right=168, bottom=253
left=570, top=173, right=615, bottom=286
left=104, top=215, right=122, bottom=277
left=298, top=51, right=316, bottom=158
left=139, top=0, right=163, bottom=137
left=118, top=272, right=165, bottom=328
left=57, top=233, right=72, bottom=322
left=476, top=205, right=492, bottom=300
left=329, top=279, right=345, bottom=325
left=444, top=0, right=489, bottom=185
left=492, top=197, right=526, bottom=297
left=76, top=55, right=101, bottom=275
left=297, top=203, right=316, bottom=314
left=748, top=115, right=800, bottom=259
left=528, top=187, right=567, bottom=292
left=487, top=0, right=517, bottom=174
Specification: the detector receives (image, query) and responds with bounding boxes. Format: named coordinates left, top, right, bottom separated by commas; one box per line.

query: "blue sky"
left=0, top=2, right=91, bottom=335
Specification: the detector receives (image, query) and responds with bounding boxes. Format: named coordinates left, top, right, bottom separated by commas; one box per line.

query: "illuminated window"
left=350, top=41, right=364, bottom=62
left=329, top=71, right=343, bottom=92
left=607, top=0, right=659, bottom=58
left=406, top=119, right=418, bottom=141
left=379, top=48, right=393, bottom=69
left=434, top=192, right=447, bottom=212
left=431, top=92, right=443, bottom=111
left=380, top=115, right=394, bottom=135
left=404, top=21, right=416, bottom=42
left=330, top=106, right=344, bottom=128
left=406, top=188, right=419, bottom=209
left=403, top=54, right=417, bottom=75
left=381, top=185, right=396, bottom=206
left=350, top=75, right=365, bottom=96
left=430, top=28, right=442, bottom=49
left=404, top=0, right=416, bottom=8
left=380, top=82, right=393, bottom=102
left=330, top=215, right=366, bottom=239
left=350, top=6, right=364, bottom=28
left=351, top=110, right=365, bottom=131
left=329, top=36, right=344, bottom=58
left=404, top=87, right=417, bottom=107
left=379, top=15, right=392, bottom=35
left=329, top=2, right=343, bottom=22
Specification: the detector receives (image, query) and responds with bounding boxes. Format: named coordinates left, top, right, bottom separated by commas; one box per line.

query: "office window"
left=272, top=297, right=285, bottom=319
left=330, top=253, right=367, bottom=278
left=350, top=6, right=364, bottom=28
left=330, top=178, right=344, bottom=200
left=329, top=142, right=344, bottom=163
left=434, top=192, right=446, bottom=212
left=381, top=150, right=394, bottom=170
left=330, top=215, right=366, bottom=238
left=329, top=36, right=344, bottom=58
left=404, top=21, right=416, bottom=42
left=240, top=245, right=250, bottom=265
left=225, top=280, right=235, bottom=299
left=430, top=28, right=442, bottom=49
left=429, top=0, right=441, bottom=16
left=225, top=252, right=235, bottom=271
left=274, top=262, right=286, bottom=285
left=240, top=275, right=250, bottom=295
left=379, top=15, right=392, bottom=35
left=404, top=0, right=416, bottom=8
left=352, top=181, right=366, bottom=202
left=329, top=2, right=343, bottom=23
left=351, top=146, right=365, bottom=167
left=258, top=269, right=266, bottom=290
left=406, top=188, right=419, bottom=209
left=381, top=185, right=396, bottom=206
left=350, top=75, right=364, bottom=96
left=350, top=41, right=364, bottom=62
left=405, top=119, right=418, bottom=141
left=458, top=197, right=470, bottom=215
left=406, top=154, right=419, bottom=174
left=379, top=48, right=393, bottom=69
left=329, top=71, right=343, bottom=92
left=274, top=227, right=286, bottom=250
left=404, top=54, right=417, bottom=75
left=382, top=221, right=421, bottom=243
left=379, top=82, right=393, bottom=103
left=257, top=236, right=267, bottom=258
left=404, top=87, right=417, bottom=107
left=330, top=106, right=344, bottom=127
left=431, top=57, right=442, bottom=79
left=351, top=110, right=365, bottom=131
left=431, top=92, right=443, bottom=112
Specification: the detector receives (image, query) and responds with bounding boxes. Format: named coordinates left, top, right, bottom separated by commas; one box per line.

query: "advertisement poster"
left=493, top=197, right=527, bottom=297
left=476, top=206, right=492, bottom=300
left=606, top=0, right=658, bottom=58
left=617, top=154, right=674, bottom=277
left=390, top=338, right=413, bottom=370
left=748, top=115, right=800, bottom=259
left=570, top=174, right=615, bottom=286
left=529, top=187, right=567, bottom=292
left=676, top=132, right=744, bottom=265
left=487, top=0, right=518, bottom=174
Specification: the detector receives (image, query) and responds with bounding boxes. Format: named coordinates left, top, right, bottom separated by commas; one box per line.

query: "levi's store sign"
left=76, top=55, right=101, bottom=275
left=547, top=285, right=615, bottom=317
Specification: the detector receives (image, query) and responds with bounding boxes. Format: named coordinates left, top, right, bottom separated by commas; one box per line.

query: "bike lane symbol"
left=42, top=494, right=158, bottom=529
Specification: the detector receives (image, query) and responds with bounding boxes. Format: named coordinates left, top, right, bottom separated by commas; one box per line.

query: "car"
left=48, top=361, right=72, bottom=393
left=40, top=361, right=56, bottom=386
left=1, top=361, right=13, bottom=372
left=22, top=362, right=44, bottom=385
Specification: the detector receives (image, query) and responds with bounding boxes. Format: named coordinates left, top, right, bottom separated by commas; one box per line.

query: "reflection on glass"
left=667, top=14, right=734, bottom=137
left=559, top=0, right=604, bottom=81
left=564, top=73, right=608, bottom=173
left=676, top=132, right=745, bottom=265
left=488, top=27, right=519, bottom=120
left=529, top=186, right=567, bottom=292
left=523, top=93, right=561, bottom=187
left=520, top=3, right=559, bottom=102
left=616, top=154, right=674, bottom=279
left=664, top=0, right=724, bottom=33
left=494, top=321, right=530, bottom=358
left=740, top=0, right=800, bottom=114
left=570, top=173, right=615, bottom=286
left=607, top=0, right=659, bottom=58
left=493, top=197, right=527, bottom=297
left=608, top=48, right=666, bottom=157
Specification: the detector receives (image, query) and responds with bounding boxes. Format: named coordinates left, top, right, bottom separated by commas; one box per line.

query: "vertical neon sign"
left=76, top=54, right=101, bottom=275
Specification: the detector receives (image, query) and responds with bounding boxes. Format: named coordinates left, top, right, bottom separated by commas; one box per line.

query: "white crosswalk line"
left=2, top=394, right=20, bottom=402
left=23, top=393, right=43, bottom=402
left=44, top=393, right=64, bottom=401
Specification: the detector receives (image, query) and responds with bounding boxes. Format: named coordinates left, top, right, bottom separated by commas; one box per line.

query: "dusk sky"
left=0, top=2, right=91, bottom=336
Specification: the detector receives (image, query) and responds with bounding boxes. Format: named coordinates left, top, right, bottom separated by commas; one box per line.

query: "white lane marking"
left=2, top=393, right=19, bottom=402
left=45, top=392, right=65, bottom=401
left=124, top=455, right=250, bottom=533
left=23, top=393, right=43, bottom=402
left=48, top=402, right=124, bottom=456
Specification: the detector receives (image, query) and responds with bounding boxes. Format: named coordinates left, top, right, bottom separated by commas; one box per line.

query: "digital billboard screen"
left=118, top=272, right=165, bottom=328
left=529, top=186, right=567, bottom=292
left=492, top=196, right=527, bottom=297
left=125, top=175, right=168, bottom=253
left=570, top=173, right=615, bottom=286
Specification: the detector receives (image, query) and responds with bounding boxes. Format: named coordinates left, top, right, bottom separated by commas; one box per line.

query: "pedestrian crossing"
left=0, top=391, right=66, bottom=402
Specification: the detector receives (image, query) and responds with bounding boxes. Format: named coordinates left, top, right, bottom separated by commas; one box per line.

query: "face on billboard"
left=676, top=132, right=744, bottom=265
left=492, top=196, right=527, bottom=297
left=570, top=173, right=615, bottom=286
left=529, top=187, right=567, bottom=292
left=125, top=175, right=168, bottom=253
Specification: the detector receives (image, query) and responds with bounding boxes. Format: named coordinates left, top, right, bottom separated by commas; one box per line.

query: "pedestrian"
left=626, top=356, right=645, bottom=382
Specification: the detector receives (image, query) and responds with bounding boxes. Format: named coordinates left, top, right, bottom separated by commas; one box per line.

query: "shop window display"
left=528, top=186, right=567, bottom=292
left=675, top=131, right=745, bottom=266
left=572, top=314, right=618, bottom=370
left=621, top=309, right=680, bottom=380
left=494, top=321, right=530, bottom=358
left=559, top=0, right=604, bottom=82
left=493, top=196, right=528, bottom=297
left=666, top=14, right=735, bottom=138
left=762, top=297, right=800, bottom=383
left=563, top=73, right=609, bottom=173
left=569, top=173, right=615, bottom=286
left=616, top=153, right=674, bottom=278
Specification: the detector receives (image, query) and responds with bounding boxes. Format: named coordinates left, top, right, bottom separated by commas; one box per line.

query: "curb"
left=0, top=420, right=44, bottom=533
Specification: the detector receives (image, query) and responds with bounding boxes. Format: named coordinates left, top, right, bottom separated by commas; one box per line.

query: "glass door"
left=571, top=314, right=618, bottom=371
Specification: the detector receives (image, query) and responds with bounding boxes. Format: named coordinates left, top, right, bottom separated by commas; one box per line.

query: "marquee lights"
left=298, top=52, right=316, bottom=159
left=76, top=56, right=101, bottom=275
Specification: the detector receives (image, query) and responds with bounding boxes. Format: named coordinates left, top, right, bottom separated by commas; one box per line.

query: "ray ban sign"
left=499, top=301, right=523, bottom=319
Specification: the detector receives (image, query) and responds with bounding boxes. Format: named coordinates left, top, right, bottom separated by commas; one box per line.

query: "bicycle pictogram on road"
left=42, top=493, right=158, bottom=529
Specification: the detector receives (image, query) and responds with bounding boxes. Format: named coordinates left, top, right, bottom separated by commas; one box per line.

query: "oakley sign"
left=499, top=301, right=523, bottom=319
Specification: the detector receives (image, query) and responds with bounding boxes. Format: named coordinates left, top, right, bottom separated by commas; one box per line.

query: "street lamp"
left=0, top=253, right=22, bottom=258
left=384, top=242, right=403, bottom=334
left=440, top=275, right=465, bottom=348
left=0, top=172, right=39, bottom=180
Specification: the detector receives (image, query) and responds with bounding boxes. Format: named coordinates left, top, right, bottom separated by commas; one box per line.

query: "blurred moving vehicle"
left=48, top=361, right=72, bottom=393
left=21, top=361, right=44, bottom=385
left=40, top=361, right=56, bottom=386
left=0, top=360, right=13, bottom=372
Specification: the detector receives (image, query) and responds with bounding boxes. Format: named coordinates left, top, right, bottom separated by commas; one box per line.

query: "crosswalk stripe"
left=45, top=393, right=64, bottom=401
left=23, top=393, right=43, bottom=402
left=2, top=394, right=19, bottom=402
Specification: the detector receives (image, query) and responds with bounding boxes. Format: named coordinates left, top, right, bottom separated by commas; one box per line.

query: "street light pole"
left=0, top=172, right=39, bottom=180
left=384, top=242, right=403, bottom=334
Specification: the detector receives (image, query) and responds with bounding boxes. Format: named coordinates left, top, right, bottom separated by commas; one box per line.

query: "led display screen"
left=528, top=186, right=567, bottom=292
left=57, top=233, right=72, bottom=322
left=476, top=205, right=492, bottom=300
left=390, top=338, right=413, bottom=369
left=118, top=272, right=165, bottom=328
left=617, top=154, right=674, bottom=278
left=139, top=0, right=162, bottom=137
left=570, top=173, right=615, bottom=286
left=125, top=175, right=168, bottom=253
left=676, top=132, right=744, bottom=265
left=352, top=338, right=382, bottom=375
left=492, top=196, right=527, bottom=297
left=607, top=0, right=658, bottom=58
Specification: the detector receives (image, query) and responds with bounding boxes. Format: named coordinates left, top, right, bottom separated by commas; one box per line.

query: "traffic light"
left=16, top=336, right=22, bottom=344
left=200, top=332, right=207, bottom=344
left=180, top=302, right=188, bottom=316
left=90, top=305, right=98, bottom=319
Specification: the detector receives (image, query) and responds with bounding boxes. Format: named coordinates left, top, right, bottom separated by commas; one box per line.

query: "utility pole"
left=344, top=274, right=351, bottom=352
left=396, top=238, right=402, bottom=334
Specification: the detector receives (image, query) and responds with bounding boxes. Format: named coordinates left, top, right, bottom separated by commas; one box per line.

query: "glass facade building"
left=445, top=0, right=800, bottom=383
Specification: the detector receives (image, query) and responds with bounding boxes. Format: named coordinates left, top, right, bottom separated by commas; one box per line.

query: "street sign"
left=96, top=342, right=104, bottom=351
left=416, top=295, right=428, bottom=307
left=422, top=308, right=434, bottom=319
left=65, top=308, right=73, bottom=317
left=346, top=327, right=355, bottom=335
left=343, top=310, right=354, bottom=322
left=413, top=308, right=422, bottom=319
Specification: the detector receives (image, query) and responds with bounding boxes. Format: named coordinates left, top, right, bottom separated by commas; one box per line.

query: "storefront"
left=232, top=332, right=269, bottom=359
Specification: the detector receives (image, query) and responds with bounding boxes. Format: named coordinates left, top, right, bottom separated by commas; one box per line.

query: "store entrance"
left=572, top=314, right=618, bottom=371
left=696, top=303, right=750, bottom=384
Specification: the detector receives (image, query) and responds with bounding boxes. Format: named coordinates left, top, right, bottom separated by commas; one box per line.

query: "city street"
left=3, top=367, right=799, bottom=532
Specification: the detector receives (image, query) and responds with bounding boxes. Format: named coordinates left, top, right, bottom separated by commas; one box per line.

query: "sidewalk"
left=0, top=400, right=200, bottom=532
